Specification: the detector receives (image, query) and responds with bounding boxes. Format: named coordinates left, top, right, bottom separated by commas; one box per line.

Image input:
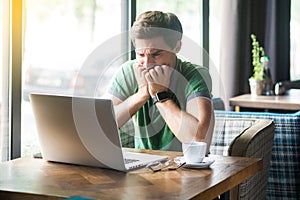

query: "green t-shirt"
left=108, top=58, right=212, bottom=151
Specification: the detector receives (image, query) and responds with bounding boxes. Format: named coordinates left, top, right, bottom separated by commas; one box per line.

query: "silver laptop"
left=29, top=93, right=167, bottom=172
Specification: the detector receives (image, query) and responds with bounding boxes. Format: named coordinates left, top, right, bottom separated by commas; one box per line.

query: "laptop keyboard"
left=124, top=158, right=140, bottom=164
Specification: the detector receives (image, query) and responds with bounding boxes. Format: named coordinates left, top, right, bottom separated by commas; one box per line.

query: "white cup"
left=182, top=141, right=207, bottom=164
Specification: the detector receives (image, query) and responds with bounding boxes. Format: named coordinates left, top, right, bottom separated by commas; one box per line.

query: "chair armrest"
left=229, top=119, right=275, bottom=157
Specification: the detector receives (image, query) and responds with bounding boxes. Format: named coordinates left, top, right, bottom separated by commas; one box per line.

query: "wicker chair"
left=215, top=110, right=300, bottom=200
left=211, top=117, right=275, bottom=200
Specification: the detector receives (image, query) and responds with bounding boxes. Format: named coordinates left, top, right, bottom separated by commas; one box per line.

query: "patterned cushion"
left=211, top=118, right=254, bottom=156
left=215, top=110, right=300, bottom=200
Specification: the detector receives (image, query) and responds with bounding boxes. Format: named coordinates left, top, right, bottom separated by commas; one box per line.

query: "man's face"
left=135, top=37, right=177, bottom=70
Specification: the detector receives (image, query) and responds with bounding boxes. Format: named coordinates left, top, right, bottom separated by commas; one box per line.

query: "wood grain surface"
left=0, top=149, right=262, bottom=200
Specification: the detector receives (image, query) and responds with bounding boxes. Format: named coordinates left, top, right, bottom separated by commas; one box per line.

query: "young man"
left=103, top=11, right=214, bottom=152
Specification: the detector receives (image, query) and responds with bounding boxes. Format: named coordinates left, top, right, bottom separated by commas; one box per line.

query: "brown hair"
left=130, top=11, right=183, bottom=49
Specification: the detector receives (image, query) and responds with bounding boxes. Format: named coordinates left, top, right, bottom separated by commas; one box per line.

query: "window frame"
left=10, top=0, right=22, bottom=159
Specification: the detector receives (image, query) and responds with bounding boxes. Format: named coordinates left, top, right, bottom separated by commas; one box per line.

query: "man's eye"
left=151, top=53, right=161, bottom=58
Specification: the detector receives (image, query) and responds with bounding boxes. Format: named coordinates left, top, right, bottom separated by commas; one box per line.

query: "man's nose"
left=142, top=55, right=155, bottom=65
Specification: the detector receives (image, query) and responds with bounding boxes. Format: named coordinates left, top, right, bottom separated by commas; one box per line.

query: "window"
left=3, top=0, right=207, bottom=159
left=209, top=0, right=221, bottom=73
left=208, top=0, right=222, bottom=98
left=22, top=0, right=206, bottom=156
left=21, top=0, right=123, bottom=156
left=290, top=0, right=300, bottom=80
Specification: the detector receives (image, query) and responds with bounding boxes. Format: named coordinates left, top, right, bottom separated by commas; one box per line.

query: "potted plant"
left=249, top=34, right=265, bottom=96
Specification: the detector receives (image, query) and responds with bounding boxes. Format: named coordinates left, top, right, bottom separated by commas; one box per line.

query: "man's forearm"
left=114, top=90, right=149, bottom=128
left=154, top=99, right=213, bottom=143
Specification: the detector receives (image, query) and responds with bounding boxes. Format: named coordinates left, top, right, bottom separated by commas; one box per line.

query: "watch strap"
left=152, top=91, right=172, bottom=104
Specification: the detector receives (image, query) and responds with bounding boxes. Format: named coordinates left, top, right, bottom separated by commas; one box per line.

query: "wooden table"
left=229, top=89, right=300, bottom=112
left=0, top=149, right=263, bottom=200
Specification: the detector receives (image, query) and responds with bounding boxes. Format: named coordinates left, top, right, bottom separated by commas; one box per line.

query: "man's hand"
left=145, top=65, right=173, bottom=97
left=133, top=63, right=150, bottom=98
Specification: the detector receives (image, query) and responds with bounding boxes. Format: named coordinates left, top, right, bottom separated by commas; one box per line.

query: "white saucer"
left=174, top=157, right=215, bottom=169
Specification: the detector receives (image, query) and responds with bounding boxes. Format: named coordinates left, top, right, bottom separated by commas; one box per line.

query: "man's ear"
left=174, top=40, right=182, bottom=53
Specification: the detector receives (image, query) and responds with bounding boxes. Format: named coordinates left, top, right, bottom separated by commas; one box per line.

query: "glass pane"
left=209, top=1, right=223, bottom=98
left=0, top=0, right=10, bottom=161
left=209, top=0, right=221, bottom=72
left=291, top=0, right=300, bottom=80
left=137, top=0, right=202, bottom=45
left=22, top=0, right=123, bottom=156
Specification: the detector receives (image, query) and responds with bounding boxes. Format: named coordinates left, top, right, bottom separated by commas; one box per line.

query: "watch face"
left=153, top=91, right=171, bottom=104
left=157, top=92, right=169, bottom=100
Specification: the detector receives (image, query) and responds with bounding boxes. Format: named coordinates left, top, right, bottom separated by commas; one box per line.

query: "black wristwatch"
left=152, top=91, right=172, bottom=104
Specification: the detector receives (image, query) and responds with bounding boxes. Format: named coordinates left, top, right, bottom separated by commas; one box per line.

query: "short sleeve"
left=185, top=66, right=212, bottom=101
left=108, top=60, right=138, bottom=101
